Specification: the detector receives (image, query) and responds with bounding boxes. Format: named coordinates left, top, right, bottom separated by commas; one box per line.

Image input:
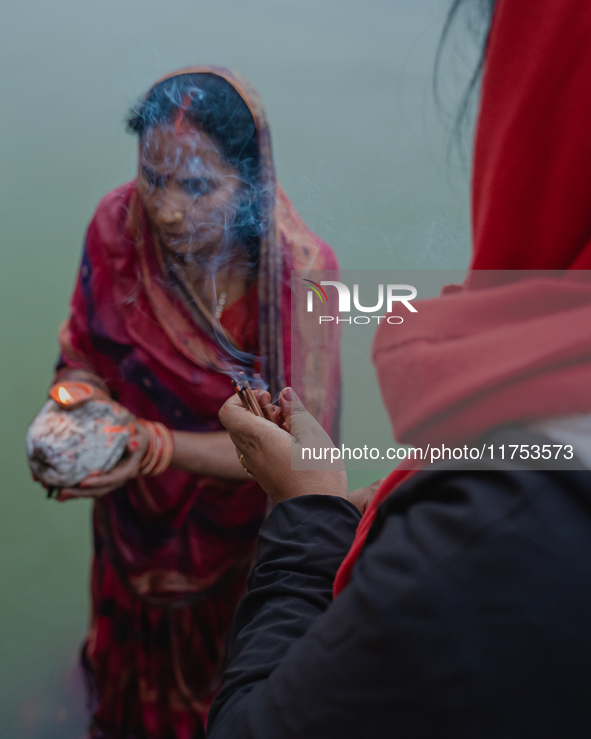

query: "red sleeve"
left=57, top=182, right=136, bottom=388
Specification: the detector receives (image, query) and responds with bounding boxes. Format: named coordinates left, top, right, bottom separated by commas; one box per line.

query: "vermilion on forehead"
left=140, top=124, right=236, bottom=179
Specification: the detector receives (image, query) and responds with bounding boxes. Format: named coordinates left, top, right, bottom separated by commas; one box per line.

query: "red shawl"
left=335, top=0, right=591, bottom=595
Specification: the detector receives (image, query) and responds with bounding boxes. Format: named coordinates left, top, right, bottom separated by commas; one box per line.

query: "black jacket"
left=207, top=463, right=591, bottom=738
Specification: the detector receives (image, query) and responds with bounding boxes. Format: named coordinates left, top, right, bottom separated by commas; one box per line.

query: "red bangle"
left=136, top=420, right=174, bottom=476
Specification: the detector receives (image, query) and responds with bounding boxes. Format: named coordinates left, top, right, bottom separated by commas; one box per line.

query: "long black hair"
left=434, top=0, right=498, bottom=152
left=127, top=73, right=262, bottom=259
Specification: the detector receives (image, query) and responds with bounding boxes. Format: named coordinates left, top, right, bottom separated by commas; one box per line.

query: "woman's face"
left=137, top=124, right=243, bottom=257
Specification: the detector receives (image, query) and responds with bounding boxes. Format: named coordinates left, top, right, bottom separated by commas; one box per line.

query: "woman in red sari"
left=46, top=67, right=339, bottom=739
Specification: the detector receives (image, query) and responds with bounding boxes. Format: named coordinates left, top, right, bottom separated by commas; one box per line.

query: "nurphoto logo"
left=302, top=279, right=329, bottom=304
left=303, top=279, right=418, bottom=325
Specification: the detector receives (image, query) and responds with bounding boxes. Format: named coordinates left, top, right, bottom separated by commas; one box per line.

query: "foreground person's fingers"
left=347, top=478, right=385, bottom=514
left=253, top=389, right=282, bottom=425
left=278, top=388, right=343, bottom=462
left=220, top=392, right=348, bottom=505
left=221, top=393, right=277, bottom=450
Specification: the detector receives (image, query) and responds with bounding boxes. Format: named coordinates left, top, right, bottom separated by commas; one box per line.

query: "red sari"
left=58, top=68, right=339, bottom=738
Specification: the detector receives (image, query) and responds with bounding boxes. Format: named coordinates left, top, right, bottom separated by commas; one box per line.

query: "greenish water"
left=0, top=0, right=472, bottom=735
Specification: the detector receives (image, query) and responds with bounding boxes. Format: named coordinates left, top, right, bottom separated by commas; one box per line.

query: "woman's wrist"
left=170, top=430, right=251, bottom=480
left=136, top=419, right=174, bottom=476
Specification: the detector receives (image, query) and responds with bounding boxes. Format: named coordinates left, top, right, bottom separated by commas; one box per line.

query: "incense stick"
left=232, top=378, right=264, bottom=417
left=243, top=383, right=264, bottom=417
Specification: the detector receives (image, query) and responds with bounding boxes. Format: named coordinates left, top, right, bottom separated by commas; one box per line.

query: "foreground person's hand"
left=219, top=388, right=348, bottom=506
left=347, top=478, right=384, bottom=514
left=55, top=422, right=151, bottom=501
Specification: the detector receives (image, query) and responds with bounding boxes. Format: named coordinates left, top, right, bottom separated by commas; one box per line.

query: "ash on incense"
left=26, top=399, right=134, bottom=488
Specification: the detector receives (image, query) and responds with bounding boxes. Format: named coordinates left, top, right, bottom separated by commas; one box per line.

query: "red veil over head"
left=335, top=0, right=591, bottom=595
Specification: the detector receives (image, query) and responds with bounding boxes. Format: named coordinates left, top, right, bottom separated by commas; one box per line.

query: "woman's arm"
left=56, top=428, right=248, bottom=501
left=171, top=429, right=249, bottom=479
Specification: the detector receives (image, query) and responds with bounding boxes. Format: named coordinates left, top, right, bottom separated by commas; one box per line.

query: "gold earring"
left=173, top=211, right=183, bottom=221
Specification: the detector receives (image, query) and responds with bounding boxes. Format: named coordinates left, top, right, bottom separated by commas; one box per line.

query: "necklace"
left=166, top=243, right=235, bottom=323
left=214, top=266, right=234, bottom=320
left=215, top=290, right=228, bottom=320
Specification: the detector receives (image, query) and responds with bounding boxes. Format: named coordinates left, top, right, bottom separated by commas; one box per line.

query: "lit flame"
left=58, top=386, right=72, bottom=404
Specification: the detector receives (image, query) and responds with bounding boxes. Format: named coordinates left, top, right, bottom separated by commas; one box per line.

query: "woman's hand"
left=55, top=422, right=150, bottom=501
left=219, top=387, right=348, bottom=506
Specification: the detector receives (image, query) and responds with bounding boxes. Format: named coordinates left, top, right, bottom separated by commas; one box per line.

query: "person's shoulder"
left=276, top=186, right=339, bottom=271
left=313, top=238, right=339, bottom=270
left=92, top=181, right=135, bottom=223
left=86, top=181, right=137, bottom=258
left=372, top=458, right=591, bottom=581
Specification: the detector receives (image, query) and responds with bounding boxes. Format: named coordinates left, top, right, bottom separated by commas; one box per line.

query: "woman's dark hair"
left=127, top=73, right=259, bottom=184
left=127, top=73, right=262, bottom=258
left=435, top=0, right=498, bottom=153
